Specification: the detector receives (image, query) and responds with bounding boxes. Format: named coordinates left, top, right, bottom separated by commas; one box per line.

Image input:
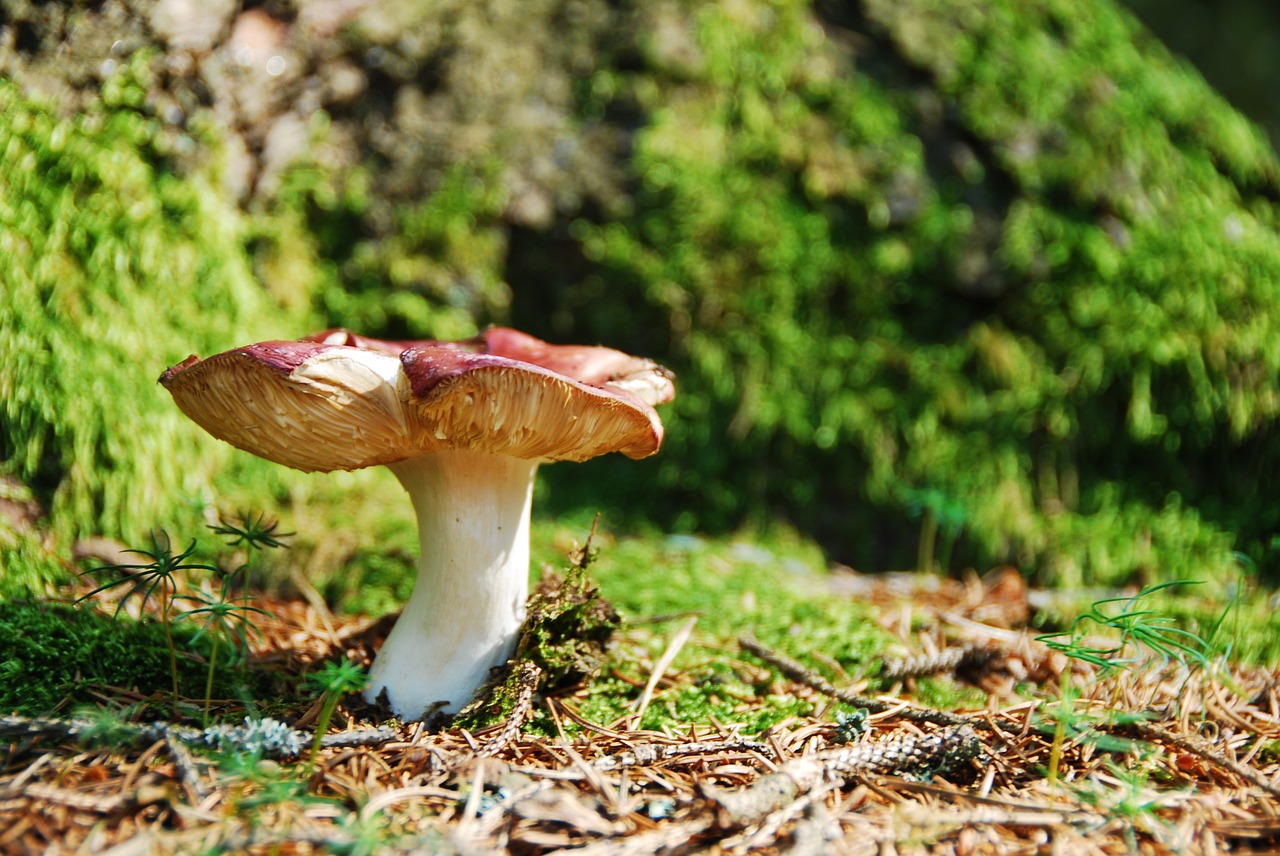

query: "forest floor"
left=2, top=537, right=1279, bottom=855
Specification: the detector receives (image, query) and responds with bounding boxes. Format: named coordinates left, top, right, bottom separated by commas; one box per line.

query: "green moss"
left=549, top=530, right=898, bottom=733
left=589, top=531, right=881, bottom=658
left=0, top=533, right=73, bottom=601
left=911, top=677, right=989, bottom=712
left=0, top=65, right=296, bottom=551
left=0, top=600, right=263, bottom=716
left=576, top=674, right=819, bottom=735
left=270, top=159, right=509, bottom=341
left=520, top=568, right=620, bottom=690
left=518, top=0, right=1280, bottom=586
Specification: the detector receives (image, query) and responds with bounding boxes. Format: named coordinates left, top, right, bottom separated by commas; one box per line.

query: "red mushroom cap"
left=161, top=328, right=675, bottom=472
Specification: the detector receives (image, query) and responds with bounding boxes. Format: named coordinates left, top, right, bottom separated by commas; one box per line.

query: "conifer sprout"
left=160, top=327, right=674, bottom=719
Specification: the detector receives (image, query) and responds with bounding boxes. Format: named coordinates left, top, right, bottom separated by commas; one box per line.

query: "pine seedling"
left=77, top=531, right=219, bottom=712
left=1037, top=673, right=1153, bottom=786
left=208, top=510, right=292, bottom=595
left=209, top=510, right=293, bottom=552
left=303, top=660, right=369, bottom=771
left=1036, top=581, right=1220, bottom=674
left=178, top=568, right=272, bottom=725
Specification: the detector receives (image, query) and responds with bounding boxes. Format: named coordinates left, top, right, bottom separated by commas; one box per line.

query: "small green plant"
left=72, top=514, right=284, bottom=721
left=76, top=704, right=149, bottom=750
left=1037, top=681, right=1146, bottom=784
left=178, top=568, right=272, bottom=725
left=1071, top=758, right=1185, bottom=851
left=217, top=749, right=313, bottom=812
left=1035, top=581, right=1221, bottom=674
left=1036, top=582, right=1229, bottom=785
left=303, top=660, right=369, bottom=769
left=208, top=510, right=292, bottom=595
left=209, top=510, right=294, bottom=552
left=78, top=531, right=219, bottom=712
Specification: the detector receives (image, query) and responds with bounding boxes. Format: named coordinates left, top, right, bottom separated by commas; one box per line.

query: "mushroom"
left=160, top=327, right=674, bottom=719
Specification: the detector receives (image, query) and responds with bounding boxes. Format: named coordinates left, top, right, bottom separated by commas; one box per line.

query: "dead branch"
left=705, top=724, right=983, bottom=826
left=739, top=635, right=979, bottom=729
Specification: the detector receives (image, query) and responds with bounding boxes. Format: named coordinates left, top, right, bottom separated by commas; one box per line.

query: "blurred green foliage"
left=514, top=0, right=1280, bottom=584
left=272, top=158, right=508, bottom=341
left=1119, top=0, right=1280, bottom=150
left=4, top=0, right=1280, bottom=593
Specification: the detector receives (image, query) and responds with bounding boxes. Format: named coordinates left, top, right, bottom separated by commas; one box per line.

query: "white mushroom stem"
left=365, top=450, right=539, bottom=719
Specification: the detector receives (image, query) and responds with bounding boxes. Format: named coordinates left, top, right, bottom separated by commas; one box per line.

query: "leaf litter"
left=2, top=561, right=1279, bottom=854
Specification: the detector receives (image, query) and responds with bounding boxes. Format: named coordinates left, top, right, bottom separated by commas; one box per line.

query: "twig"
left=705, top=725, right=983, bottom=826
left=477, top=661, right=542, bottom=758
left=739, top=635, right=978, bottom=729
left=882, top=645, right=997, bottom=681
left=319, top=726, right=400, bottom=749
left=570, top=513, right=602, bottom=571
left=632, top=615, right=698, bottom=727
left=721, top=777, right=842, bottom=853
left=509, top=737, right=772, bottom=787
left=0, top=714, right=395, bottom=757
left=23, top=783, right=134, bottom=815
left=1125, top=720, right=1280, bottom=799
left=782, top=802, right=848, bottom=856
left=159, top=724, right=209, bottom=801
left=592, top=738, right=773, bottom=772
left=895, top=802, right=1072, bottom=828
left=0, top=715, right=200, bottom=746
left=545, top=817, right=715, bottom=856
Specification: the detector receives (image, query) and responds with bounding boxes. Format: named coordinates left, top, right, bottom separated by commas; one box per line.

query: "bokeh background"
left=1122, top=0, right=1280, bottom=149
left=4, top=0, right=1280, bottom=595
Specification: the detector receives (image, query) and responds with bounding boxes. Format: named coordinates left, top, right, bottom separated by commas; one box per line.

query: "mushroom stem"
left=366, top=450, right=539, bottom=719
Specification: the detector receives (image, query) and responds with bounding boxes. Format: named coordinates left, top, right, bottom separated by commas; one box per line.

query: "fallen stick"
left=738, top=635, right=978, bottom=729
left=705, top=724, right=983, bottom=826
left=0, top=714, right=397, bottom=757
left=476, top=661, right=542, bottom=758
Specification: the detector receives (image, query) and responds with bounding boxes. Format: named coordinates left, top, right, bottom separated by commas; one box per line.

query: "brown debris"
left=3, top=576, right=1280, bottom=855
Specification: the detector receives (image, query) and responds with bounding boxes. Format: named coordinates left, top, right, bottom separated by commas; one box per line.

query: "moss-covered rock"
left=0, top=62, right=293, bottom=547
left=518, top=0, right=1280, bottom=584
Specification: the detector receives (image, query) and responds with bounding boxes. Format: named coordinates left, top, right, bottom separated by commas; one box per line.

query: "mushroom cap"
left=160, top=328, right=675, bottom=473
